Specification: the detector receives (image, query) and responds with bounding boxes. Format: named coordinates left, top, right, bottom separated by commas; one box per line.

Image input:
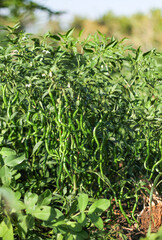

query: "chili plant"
left=0, top=24, right=161, bottom=238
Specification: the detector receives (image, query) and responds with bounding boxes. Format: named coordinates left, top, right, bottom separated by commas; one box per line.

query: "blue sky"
left=36, top=0, right=162, bottom=19
left=32, top=0, right=162, bottom=31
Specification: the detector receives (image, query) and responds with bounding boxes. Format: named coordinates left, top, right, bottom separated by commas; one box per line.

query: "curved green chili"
left=93, top=119, right=102, bottom=160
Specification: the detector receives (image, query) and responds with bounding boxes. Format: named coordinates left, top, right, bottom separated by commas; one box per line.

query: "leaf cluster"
left=0, top=26, right=161, bottom=239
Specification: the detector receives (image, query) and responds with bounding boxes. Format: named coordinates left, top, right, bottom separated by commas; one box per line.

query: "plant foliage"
left=0, top=25, right=161, bottom=239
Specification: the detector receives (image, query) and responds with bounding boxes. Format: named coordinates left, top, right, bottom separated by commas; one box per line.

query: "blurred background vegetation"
left=0, top=0, right=162, bottom=52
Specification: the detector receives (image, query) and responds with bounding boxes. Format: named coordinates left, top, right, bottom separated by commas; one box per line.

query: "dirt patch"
left=138, top=201, right=162, bottom=234
left=108, top=194, right=162, bottom=239
left=109, top=204, right=145, bottom=240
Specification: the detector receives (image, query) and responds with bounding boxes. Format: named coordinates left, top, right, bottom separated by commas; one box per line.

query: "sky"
left=32, top=0, right=162, bottom=32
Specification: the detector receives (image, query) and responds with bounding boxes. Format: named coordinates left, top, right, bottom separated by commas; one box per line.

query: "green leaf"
left=78, top=193, right=88, bottom=212
left=83, top=47, right=93, bottom=53
left=67, top=235, right=73, bottom=240
left=16, top=200, right=26, bottom=210
left=13, top=22, right=21, bottom=30
left=0, top=218, right=14, bottom=240
left=77, top=212, right=87, bottom=226
left=68, top=200, right=78, bottom=216
left=32, top=206, right=62, bottom=221
left=32, top=206, right=51, bottom=220
left=105, top=40, right=118, bottom=49
left=14, top=173, right=21, bottom=180
left=66, top=28, right=75, bottom=37
left=79, top=29, right=84, bottom=38
left=74, top=230, right=89, bottom=240
left=52, top=220, right=67, bottom=227
left=14, top=191, right=21, bottom=200
left=67, top=221, right=82, bottom=232
left=88, top=199, right=110, bottom=215
left=0, top=165, right=12, bottom=186
left=56, top=233, right=64, bottom=240
left=24, top=192, right=38, bottom=212
left=50, top=34, right=61, bottom=41
left=0, top=136, right=3, bottom=144
left=4, top=153, right=26, bottom=167
left=37, top=189, right=52, bottom=206
left=135, top=47, right=142, bottom=60
left=32, top=38, right=40, bottom=47
left=0, top=147, right=16, bottom=157
left=32, top=141, right=43, bottom=155
left=18, top=215, right=34, bottom=238
left=97, top=30, right=104, bottom=37
left=88, top=213, right=103, bottom=230
left=143, top=50, right=152, bottom=57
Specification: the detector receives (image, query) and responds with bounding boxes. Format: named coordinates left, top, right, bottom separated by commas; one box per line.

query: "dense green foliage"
left=0, top=24, right=161, bottom=239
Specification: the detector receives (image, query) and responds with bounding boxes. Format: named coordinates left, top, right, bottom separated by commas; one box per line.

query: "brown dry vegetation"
left=70, top=9, right=162, bottom=52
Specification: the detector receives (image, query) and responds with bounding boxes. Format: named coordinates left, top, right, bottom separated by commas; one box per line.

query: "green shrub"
left=0, top=24, right=161, bottom=239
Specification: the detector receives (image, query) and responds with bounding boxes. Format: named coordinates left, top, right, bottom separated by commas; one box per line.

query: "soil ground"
left=107, top=194, right=162, bottom=240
